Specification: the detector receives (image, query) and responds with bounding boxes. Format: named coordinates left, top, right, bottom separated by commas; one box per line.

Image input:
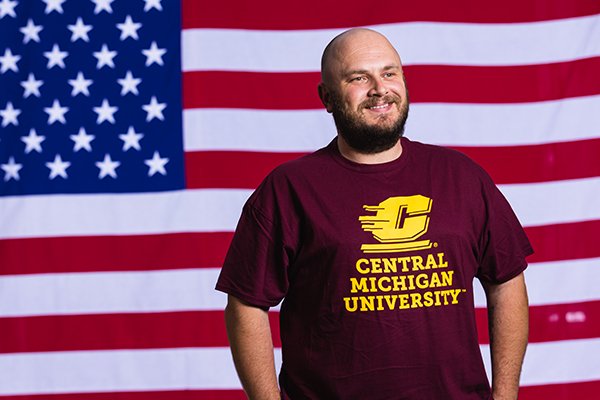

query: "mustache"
left=360, top=95, right=402, bottom=109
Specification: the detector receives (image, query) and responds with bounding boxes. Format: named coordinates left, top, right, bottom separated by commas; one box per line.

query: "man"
left=216, top=28, right=532, bottom=400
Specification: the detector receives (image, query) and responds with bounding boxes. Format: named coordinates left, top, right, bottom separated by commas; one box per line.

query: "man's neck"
left=336, top=136, right=403, bottom=164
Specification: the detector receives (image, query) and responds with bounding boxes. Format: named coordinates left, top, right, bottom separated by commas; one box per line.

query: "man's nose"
left=367, top=77, right=388, bottom=97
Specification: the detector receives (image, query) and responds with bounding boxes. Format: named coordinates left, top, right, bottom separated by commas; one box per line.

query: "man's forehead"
left=334, top=43, right=400, bottom=64
left=321, top=29, right=401, bottom=80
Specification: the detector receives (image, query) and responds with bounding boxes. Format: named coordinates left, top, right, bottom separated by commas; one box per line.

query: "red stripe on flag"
left=2, top=382, right=600, bottom=400
left=476, top=300, right=600, bottom=344
left=1, top=218, right=595, bottom=277
left=182, top=58, right=600, bottom=109
left=0, top=311, right=282, bottom=354
left=407, top=57, right=600, bottom=104
left=185, top=139, right=597, bottom=189
left=185, top=151, right=305, bottom=189
left=5, top=299, right=600, bottom=353
left=0, top=232, right=233, bottom=276
left=181, top=0, right=600, bottom=29
left=182, top=71, right=322, bottom=110
left=451, top=138, right=600, bottom=184
left=525, top=220, right=600, bottom=263
left=520, top=380, right=600, bottom=400
left=0, top=391, right=247, bottom=400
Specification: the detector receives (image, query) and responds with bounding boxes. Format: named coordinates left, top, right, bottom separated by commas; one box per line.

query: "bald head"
left=320, top=28, right=402, bottom=85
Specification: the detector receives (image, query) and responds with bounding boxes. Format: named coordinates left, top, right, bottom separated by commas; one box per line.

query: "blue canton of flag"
left=0, top=0, right=184, bottom=196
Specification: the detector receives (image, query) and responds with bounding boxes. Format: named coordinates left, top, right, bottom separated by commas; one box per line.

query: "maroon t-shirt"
left=216, top=137, right=533, bottom=400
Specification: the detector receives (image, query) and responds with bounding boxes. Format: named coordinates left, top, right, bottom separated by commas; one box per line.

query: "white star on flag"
left=93, top=99, right=118, bottom=124
left=20, top=73, right=43, bottom=98
left=21, top=128, right=46, bottom=153
left=70, top=127, right=95, bottom=152
left=117, top=15, right=142, bottom=40
left=68, top=17, right=92, bottom=42
left=44, top=99, right=69, bottom=125
left=0, top=48, right=21, bottom=73
left=68, top=72, right=93, bottom=96
left=118, top=126, right=144, bottom=151
left=42, top=0, right=66, bottom=14
left=44, top=44, right=68, bottom=69
left=0, top=0, right=18, bottom=18
left=117, top=71, right=141, bottom=95
left=144, top=0, right=163, bottom=12
left=91, top=0, right=114, bottom=15
left=142, top=41, right=166, bottom=66
left=45, top=154, right=71, bottom=179
left=20, top=19, right=43, bottom=44
left=1, top=157, right=22, bottom=181
left=142, top=96, right=166, bottom=121
left=93, top=44, right=117, bottom=69
left=0, top=101, right=21, bottom=127
left=95, top=153, right=120, bottom=179
left=144, top=151, right=169, bottom=176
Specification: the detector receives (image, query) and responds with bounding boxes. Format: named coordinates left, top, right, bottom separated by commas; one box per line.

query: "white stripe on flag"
left=1, top=339, right=599, bottom=395
left=3, top=258, right=599, bottom=317
left=182, top=14, right=600, bottom=72
left=183, top=109, right=336, bottom=153
left=499, top=177, right=600, bottom=227
left=0, top=178, right=598, bottom=239
left=183, top=95, right=600, bottom=151
left=0, top=347, right=281, bottom=395
left=0, top=269, right=226, bottom=317
left=0, top=189, right=251, bottom=239
left=473, top=257, right=600, bottom=308
left=481, top=338, right=600, bottom=387
left=16, top=179, right=600, bottom=241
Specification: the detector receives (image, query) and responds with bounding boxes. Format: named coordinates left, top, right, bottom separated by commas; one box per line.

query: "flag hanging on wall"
left=0, top=0, right=599, bottom=398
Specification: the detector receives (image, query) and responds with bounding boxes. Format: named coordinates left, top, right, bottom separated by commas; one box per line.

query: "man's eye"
left=352, top=76, right=366, bottom=82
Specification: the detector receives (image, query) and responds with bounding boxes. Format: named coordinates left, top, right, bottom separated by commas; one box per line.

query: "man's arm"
left=224, top=294, right=280, bottom=400
left=482, top=272, right=529, bottom=400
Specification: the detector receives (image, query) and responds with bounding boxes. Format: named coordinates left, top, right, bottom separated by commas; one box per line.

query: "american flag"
left=0, top=0, right=599, bottom=398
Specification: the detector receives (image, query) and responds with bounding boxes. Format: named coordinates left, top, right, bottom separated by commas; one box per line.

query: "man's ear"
left=318, top=83, right=333, bottom=113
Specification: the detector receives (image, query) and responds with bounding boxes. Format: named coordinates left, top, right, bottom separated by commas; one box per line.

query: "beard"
left=330, top=91, right=409, bottom=154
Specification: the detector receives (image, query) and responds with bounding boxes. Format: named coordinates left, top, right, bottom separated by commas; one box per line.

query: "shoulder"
left=246, top=143, right=333, bottom=208
left=407, top=137, right=492, bottom=181
left=257, top=143, right=333, bottom=189
left=408, top=138, right=475, bottom=164
left=272, top=145, right=333, bottom=177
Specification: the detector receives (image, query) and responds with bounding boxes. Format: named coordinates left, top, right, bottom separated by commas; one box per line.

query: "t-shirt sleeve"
left=476, top=174, right=534, bottom=284
left=215, top=201, right=292, bottom=308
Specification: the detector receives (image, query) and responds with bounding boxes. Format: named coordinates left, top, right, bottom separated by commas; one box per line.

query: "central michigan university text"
left=343, top=252, right=468, bottom=312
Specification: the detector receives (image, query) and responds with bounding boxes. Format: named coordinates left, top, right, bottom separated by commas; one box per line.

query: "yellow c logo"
left=359, top=195, right=433, bottom=253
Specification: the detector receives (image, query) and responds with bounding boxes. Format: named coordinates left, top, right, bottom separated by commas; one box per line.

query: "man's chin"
left=362, top=118, right=400, bottom=131
left=345, top=138, right=401, bottom=155
left=338, top=126, right=403, bottom=154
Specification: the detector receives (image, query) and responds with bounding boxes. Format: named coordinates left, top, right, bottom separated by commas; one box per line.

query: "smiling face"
left=319, top=29, right=409, bottom=153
